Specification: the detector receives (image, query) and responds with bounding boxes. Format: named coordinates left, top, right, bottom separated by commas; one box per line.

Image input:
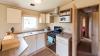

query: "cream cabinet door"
left=46, top=13, right=50, bottom=23
left=7, top=8, right=21, bottom=23
left=36, top=33, right=46, bottom=50
left=39, top=13, right=46, bottom=23
left=22, top=35, right=36, bottom=56
left=46, top=13, right=54, bottom=23
left=56, top=37, right=69, bottom=56
left=56, top=43, right=68, bottom=56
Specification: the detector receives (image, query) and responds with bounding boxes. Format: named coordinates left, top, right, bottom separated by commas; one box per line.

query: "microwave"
left=59, top=15, right=71, bottom=23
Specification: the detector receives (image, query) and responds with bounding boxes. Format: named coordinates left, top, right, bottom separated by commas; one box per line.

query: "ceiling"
left=0, top=0, right=72, bottom=12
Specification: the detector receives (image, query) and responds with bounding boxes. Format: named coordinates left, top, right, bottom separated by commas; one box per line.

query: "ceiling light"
left=30, top=3, right=35, bottom=6
left=34, top=0, right=42, bottom=4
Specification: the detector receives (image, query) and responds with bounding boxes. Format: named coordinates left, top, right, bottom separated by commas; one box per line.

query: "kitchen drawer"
left=36, top=33, right=45, bottom=39
left=56, top=38, right=68, bottom=45
left=56, top=43, right=69, bottom=56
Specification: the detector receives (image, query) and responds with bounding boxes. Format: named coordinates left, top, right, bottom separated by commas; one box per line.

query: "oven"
left=48, top=36, right=55, bottom=45
left=47, top=26, right=62, bottom=52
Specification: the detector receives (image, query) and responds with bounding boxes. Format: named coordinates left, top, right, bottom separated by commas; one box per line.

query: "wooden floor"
left=30, top=48, right=56, bottom=56
left=77, top=39, right=94, bottom=56
left=0, top=38, right=95, bottom=56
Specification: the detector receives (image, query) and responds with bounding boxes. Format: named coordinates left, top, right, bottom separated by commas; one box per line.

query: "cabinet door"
left=39, top=13, right=46, bottom=23
left=46, top=13, right=54, bottom=23
left=23, top=35, right=36, bottom=55
left=46, top=13, right=50, bottom=23
left=56, top=43, right=68, bottom=56
left=36, top=33, right=46, bottom=50
left=56, top=37, right=69, bottom=56
left=7, top=8, right=21, bottom=23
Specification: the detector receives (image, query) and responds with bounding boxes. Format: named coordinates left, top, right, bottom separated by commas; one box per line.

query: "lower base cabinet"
left=56, top=36, right=70, bottom=56
left=22, top=35, right=36, bottom=56
left=21, top=33, right=46, bottom=56
left=56, top=43, right=69, bottom=56
left=36, top=33, right=46, bottom=50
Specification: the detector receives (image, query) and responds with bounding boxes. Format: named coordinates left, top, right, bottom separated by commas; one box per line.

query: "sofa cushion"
left=2, top=39, right=20, bottom=51
left=3, top=34, right=15, bottom=40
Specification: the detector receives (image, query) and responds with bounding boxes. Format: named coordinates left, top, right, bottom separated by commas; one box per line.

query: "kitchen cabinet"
left=56, top=43, right=68, bottom=56
left=36, top=33, right=46, bottom=50
left=39, top=13, right=54, bottom=23
left=22, top=33, right=46, bottom=56
left=22, top=35, right=37, bottom=56
left=56, top=34, right=71, bottom=56
left=7, top=8, right=22, bottom=23
left=39, top=13, right=46, bottom=23
left=46, top=13, right=54, bottom=23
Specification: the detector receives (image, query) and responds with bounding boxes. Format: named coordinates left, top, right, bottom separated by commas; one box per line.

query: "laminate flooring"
left=31, top=48, right=56, bottom=56
left=77, top=39, right=94, bottom=56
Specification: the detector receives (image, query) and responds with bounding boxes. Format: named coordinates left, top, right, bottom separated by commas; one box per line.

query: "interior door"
left=91, top=12, right=99, bottom=56
left=72, top=4, right=78, bottom=56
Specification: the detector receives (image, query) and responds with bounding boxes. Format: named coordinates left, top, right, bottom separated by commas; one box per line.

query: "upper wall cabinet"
left=39, top=13, right=46, bottom=23
left=46, top=13, right=54, bottom=23
left=39, top=13, right=54, bottom=23
left=7, top=8, right=22, bottom=23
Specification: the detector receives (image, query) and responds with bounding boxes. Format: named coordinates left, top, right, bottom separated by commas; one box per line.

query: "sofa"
left=0, top=33, right=20, bottom=51
left=2, top=39, right=20, bottom=51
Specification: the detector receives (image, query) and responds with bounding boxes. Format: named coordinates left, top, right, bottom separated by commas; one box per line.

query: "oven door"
left=47, top=36, right=55, bottom=46
left=47, top=36, right=56, bottom=52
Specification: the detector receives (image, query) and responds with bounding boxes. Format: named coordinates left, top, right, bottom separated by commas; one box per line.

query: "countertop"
left=18, top=30, right=46, bottom=37
left=56, top=32, right=72, bottom=40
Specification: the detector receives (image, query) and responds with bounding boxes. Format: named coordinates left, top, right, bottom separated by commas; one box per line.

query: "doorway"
left=77, top=5, right=99, bottom=56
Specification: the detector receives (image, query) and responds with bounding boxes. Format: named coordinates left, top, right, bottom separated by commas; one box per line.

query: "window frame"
left=22, top=16, right=38, bottom=31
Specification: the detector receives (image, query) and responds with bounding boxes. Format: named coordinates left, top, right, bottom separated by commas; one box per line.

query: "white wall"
left=91, top=12, right=99, bottom=56
left=61, top=0, right=99, bottom=10
left=0, top=4, right=21, bottom=39
left=49, top=0, right=100, bottom=33
left=49, top=17, right=72, bottom=33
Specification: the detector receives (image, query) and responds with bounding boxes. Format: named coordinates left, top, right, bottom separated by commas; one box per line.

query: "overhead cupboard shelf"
left=59, top=8, right=72, bottom=23
left=7, top=8, right=22, bottom=23
left=39, top=13, right=54, bottom=23
left=60, top=9, right=71, bottom=16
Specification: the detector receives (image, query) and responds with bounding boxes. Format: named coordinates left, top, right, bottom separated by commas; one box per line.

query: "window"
left=23, top=17, right=37, bottom=30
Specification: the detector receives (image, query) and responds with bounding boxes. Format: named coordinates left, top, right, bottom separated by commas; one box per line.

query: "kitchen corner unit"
left=56, top=33, right=72, bottom=56
left=20, top=31, right=46, bottom=56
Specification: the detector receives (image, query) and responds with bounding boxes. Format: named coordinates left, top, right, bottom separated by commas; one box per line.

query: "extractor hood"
left=50, top=7, right=60, bottom=16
